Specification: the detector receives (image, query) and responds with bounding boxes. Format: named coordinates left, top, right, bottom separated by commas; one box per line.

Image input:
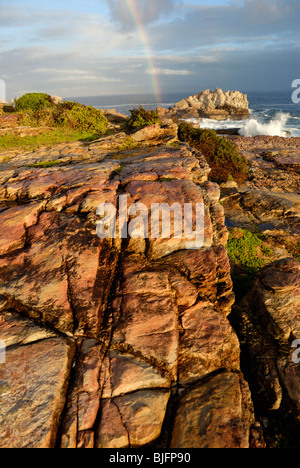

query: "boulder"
left=130, top=122, right=178, bottom=146
left=102, top=109, right=128, bottom=124
left=50, top=95, right=63, bottom=105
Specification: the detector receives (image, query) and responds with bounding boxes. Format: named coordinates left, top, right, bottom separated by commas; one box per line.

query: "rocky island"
left=158, top=88, right=250, bottom=121
left=0, top=92, right=299, bottom=449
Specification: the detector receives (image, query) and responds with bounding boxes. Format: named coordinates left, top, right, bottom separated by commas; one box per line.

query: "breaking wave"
left=194, top=111, right=293, bottom=137
left=239, top=112, right=291, bottom=137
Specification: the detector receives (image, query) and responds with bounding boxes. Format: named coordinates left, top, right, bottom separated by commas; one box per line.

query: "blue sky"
left=0, top=0, right=299, bottom=100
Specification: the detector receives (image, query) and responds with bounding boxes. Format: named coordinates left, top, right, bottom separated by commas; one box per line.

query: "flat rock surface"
left=0, top=311, right=75, bottom=448
left=171, top=372, right=253, bottom=448
left=0, top=125, right=254, bottom=448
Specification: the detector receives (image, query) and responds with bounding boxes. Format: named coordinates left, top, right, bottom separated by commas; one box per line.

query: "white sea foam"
left=239, top=112, right=291, bottom=137
left=192, top=111, right=292, bottom=137
left=196, top=117, right=248, bottom=131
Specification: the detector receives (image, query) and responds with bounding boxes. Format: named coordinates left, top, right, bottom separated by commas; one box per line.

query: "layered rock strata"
left=0, top=123, right=255, bottom=448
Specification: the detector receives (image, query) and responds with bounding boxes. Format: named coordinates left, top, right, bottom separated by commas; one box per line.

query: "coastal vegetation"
left=227, top=228, right=272, bottom=273
left=15, top=93, right=53, bottom=112
left=227, top=228, right=274, bottom=297
left=178, top=122, right=249, bottom=183
left=22, top=99, right=108, bottom=133
left=27, top=160, right=63, bottom=168
left=0, top=128, right=105, bottom=152
left=0, top=93, right=109, bottom=151
left=124, top=105, right=161, bottom=131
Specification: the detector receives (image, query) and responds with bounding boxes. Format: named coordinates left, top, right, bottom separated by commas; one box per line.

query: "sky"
left=0, top=0, right=300, bottom=100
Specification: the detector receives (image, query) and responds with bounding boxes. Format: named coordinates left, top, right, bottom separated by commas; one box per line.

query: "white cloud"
left=150, top=68, right=194, bottom=76
left=32, top=68, right=92, bottom=75
left=49, top=75, right=122, bottom=83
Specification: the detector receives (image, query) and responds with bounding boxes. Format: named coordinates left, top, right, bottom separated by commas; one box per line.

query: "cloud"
left=150, top=68, right=194, bottom=76
left=0, top=5, right=42, bottom=26
left=140, top=0, right=300, bottom=57
left=245, top=0, right=292, bottom=24
left=105, top=0, right=179, bottom=30
left=1, top=0, right=300, bottom=99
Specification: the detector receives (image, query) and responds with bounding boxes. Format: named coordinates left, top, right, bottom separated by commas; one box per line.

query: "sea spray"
left=196, top=112, right=291, bottom=137
left=198, top=117, right=249, bottom=132
left=239, top=112, right=290, bottom=137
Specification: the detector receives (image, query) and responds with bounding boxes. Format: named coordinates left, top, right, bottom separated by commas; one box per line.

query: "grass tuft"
left=0, top=128, right=106, bottom=152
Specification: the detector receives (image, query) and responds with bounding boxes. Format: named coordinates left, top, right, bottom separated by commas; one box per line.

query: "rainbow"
left=125, top=0, right=162, bottom=102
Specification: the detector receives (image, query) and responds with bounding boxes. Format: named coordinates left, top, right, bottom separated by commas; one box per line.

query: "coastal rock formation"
left=0, top=122, right=256, bottom=448
left=0, top=112, right=50, bottom=138
left=232, top=258, right=300, bottom=445
left=102, top=109, right=128, bottom=125
left=221, top=135, right=300, bottom=260
left=0, top=125, right=52, bottom=138
left=220, top=134, right=300, bottom=446
left=227, top=135, right=300, bottom=192
left=0, top=113, right=22, bottom=129
left=158, top=89, right=250, bottom=121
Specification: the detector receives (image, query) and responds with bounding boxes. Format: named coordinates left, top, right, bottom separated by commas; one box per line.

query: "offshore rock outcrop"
left=158, top=89, right=250, bottom=122
left=0, top=122, right=256, bottom=448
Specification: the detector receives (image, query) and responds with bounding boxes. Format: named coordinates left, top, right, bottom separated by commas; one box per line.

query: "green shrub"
left=227, top=228, right=269, bottom=298
left=125, top=106, right=161, bottom=131
left=53, top=101, right=108, bottom=132
left=227, top=229, right=266, bottom=272
left=21, top=106, right=56, bottom=127
left=15, top=93, right=52, bottom=112
left=23, top=101, right=108, bottom=134
left=178, top=122, right=249, bottom=183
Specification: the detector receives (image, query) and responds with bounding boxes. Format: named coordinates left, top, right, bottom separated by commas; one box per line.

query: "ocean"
left=66, top=91, right=300, bottom=138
